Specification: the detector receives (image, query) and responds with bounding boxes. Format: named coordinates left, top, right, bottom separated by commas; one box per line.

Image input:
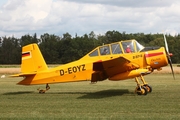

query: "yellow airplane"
left=11, top=34, right=174, bottom=95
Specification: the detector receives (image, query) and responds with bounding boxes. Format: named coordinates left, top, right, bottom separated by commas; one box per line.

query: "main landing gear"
left=37, top=84, right=50, bottom=94
left=135, top=75, right=152, bottom=95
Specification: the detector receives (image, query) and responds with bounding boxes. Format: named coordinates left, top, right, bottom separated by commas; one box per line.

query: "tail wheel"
left=143, top=84, right=152, bottom=93
left=136, top=86, right=148, bottom=95
left=39, top=89, right=46, bottom=94
left=37, top=84, right=50, bottom=94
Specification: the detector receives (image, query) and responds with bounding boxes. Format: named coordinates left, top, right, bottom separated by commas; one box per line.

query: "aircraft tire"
left=39, top=90, right=45, bottom=94
left=136, top=86, right=148, bottom=95
left=143, top=84, right=152, bottom=93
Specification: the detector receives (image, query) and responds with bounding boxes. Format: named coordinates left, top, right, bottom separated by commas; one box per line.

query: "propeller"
left=163, top=33, right=175, bottom=79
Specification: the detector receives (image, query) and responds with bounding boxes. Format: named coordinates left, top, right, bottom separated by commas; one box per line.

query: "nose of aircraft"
left=169, top=53, right=173, bottom=57
left=145, top=48, right=169, bottom=69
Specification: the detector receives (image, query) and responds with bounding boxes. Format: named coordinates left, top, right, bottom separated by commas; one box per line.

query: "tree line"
left=0, top=30, right=180, bottom=64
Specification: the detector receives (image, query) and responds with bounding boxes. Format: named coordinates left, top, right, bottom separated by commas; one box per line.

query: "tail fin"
left=21, top=43, right=48, bottom=73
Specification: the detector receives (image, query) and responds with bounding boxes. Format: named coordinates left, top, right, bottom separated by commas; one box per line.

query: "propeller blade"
left=163, top=33, right=169, bottom=53
left=163, top=33, right=175, bottom=80
left=167, top=52, right=175, bottom=80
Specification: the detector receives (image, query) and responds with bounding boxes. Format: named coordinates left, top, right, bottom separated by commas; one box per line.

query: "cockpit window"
left=122, top=41, right=135, bottom=53
left=100, top=45, right=110, bottom=55
left=111, top=43, right=122, bottom=54
left=135, top=41, right=144, bottom=52
left=89, top=49, right=98, bottom=57
left=89, top=40, right=144, bottom=57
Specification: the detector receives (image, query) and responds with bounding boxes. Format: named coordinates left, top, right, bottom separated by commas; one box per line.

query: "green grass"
left=0, top=74, right=180, bottom=120
left=0, top=65, right=20, bottom=68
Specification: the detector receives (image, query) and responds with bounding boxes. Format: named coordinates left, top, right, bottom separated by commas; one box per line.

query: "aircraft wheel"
left=39, top=89, right=45, bottom=94
left=136, top=86, right=148, bottom=95
left=143, top=84, right=152, bottom=93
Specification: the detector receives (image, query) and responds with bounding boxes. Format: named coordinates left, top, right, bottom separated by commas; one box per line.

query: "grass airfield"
left=0, top=73, right=180, bottom=120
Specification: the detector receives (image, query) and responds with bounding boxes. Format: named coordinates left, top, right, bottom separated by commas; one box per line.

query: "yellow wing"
left=92, top=57, right=140, bottom=82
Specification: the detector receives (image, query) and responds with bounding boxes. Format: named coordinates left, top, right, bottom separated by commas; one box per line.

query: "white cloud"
left=0, top=0, right=180, bottom=37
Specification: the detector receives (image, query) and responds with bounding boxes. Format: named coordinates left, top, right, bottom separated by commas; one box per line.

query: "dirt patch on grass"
left=153, top=66, right=180, bottom=74
left=0, top=68, right=20, bottom=74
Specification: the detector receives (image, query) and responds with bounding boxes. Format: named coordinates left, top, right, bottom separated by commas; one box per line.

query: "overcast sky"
left=0, top=0, right=180, bottom=38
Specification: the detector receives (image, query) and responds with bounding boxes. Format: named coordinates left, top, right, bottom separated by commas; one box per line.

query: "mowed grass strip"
left=0, top=74, right=180, bottom=120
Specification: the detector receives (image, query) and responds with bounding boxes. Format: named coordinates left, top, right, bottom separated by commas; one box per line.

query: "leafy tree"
left=20, top=33, right=39, bottom=47
left=0, top=31, right=180, bottom=64
left=39, top=33, right=60, bottom=64
left=0, top=36, right=21, bottom=64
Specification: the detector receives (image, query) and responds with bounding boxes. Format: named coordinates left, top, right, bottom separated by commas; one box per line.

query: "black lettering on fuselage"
left=60, top=69, right=64, bottom=76
left=76, top=65, right=81, bottom=72
left=72, top=66, right=77, bottom=73
left=68, top=67, right=72, bottom=74
left=133, top=54, right=143, bottom=59
left=59, top=64, right=86, bottom=76
left=81, top=64, right=86, bottom=71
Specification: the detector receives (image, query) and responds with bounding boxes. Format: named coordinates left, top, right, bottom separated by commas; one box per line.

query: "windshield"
left=88, top=39, right=144, bottom=57
left=121, top=40, right=144, bottom=53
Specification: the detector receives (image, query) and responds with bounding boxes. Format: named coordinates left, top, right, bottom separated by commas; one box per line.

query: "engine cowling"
left=145, top=47, right=169, bottom=69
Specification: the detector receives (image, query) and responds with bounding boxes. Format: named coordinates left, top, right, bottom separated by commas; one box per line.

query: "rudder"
left=21, top=43, right=48, bottom=73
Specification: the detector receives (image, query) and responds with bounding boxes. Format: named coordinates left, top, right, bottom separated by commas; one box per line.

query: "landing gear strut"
left=135, top=75, right=152, bottom=95
left=37, top=84, right=50, bottom=94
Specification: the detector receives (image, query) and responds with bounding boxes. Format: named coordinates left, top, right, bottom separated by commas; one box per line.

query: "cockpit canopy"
left=89, top=39, right=144, bottom=57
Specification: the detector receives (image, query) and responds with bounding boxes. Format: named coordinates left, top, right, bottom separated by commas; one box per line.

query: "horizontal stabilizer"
left=10, top=72, right=36, bottom=77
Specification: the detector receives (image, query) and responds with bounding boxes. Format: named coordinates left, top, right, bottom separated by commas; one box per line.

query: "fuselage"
left=18, top=39, right=168, bottom=85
